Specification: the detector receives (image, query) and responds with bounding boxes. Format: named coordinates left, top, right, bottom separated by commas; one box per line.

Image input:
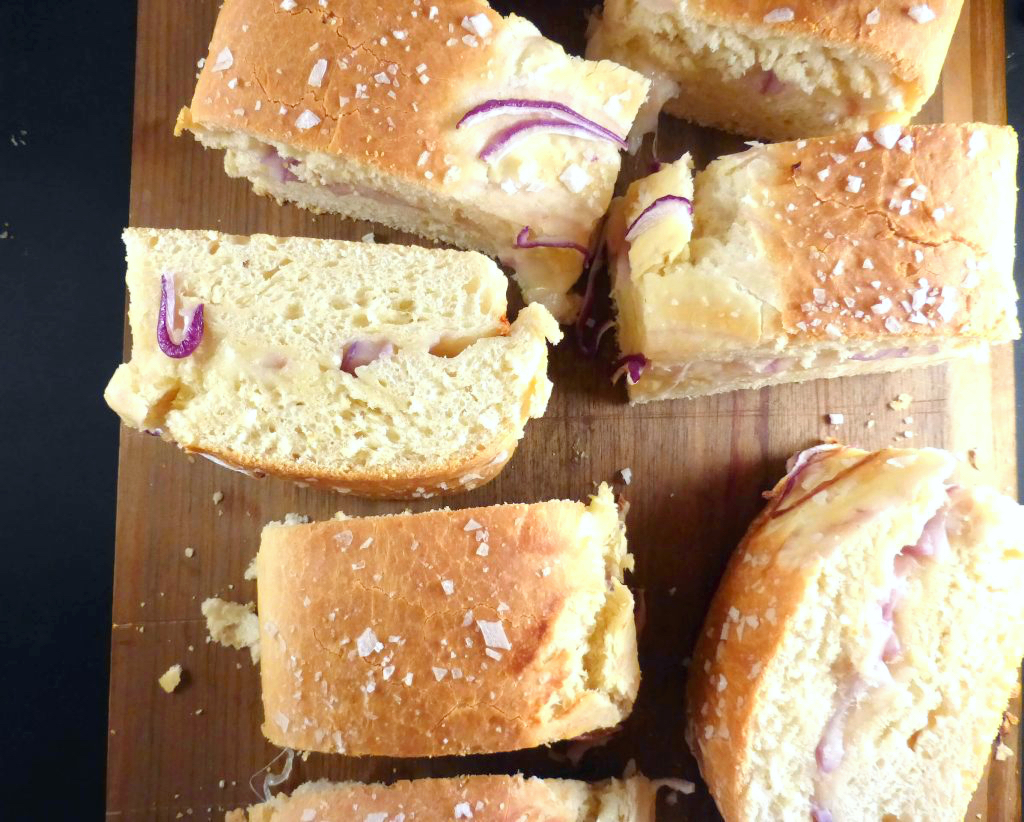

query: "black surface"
left=0, top=0, right=136, bottom=815
left=0, top=1, right=1021, bottom=816
left=1010, top=2, right=1024, bottom=494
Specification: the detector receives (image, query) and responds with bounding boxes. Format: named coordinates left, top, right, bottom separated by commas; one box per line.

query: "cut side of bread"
left=226, top=774, right=657, bottom=822
left=176, top=0, right=650, bottom=322
left=588, top=0, right=964, bottom=141
left=606, top=124, right=1019, bottom=403
left=104, top=228, right=560, bottom=498
left=687, top=445, right=1024, bottom=822
left=256, top=484, right=639, bottom=757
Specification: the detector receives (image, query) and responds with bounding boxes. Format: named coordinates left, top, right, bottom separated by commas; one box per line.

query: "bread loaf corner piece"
left=256, top=483, right=640, bottom=757
left=686, top=444, right=1024, bottom=822
left=607, top=123, right=1019, bottom=403
left=103, top=227, right=561, bottom=499
left=587, top=0, right=964, bottom=141
left=176, top=0, right=650, bottom=323
left=227, top=774, right=657, bottom=822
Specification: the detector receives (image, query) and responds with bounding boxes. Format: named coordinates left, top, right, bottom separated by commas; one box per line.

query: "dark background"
left=0, top=1, right=1020, bottom=816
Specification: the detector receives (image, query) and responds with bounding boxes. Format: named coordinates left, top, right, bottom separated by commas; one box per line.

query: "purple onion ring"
left=612, top=353, right=649, bottom=386
left=341, top=339, right=395, bottom=375
left=157, top=273, right=204, bottom=359
left=575, top=218, right=610, bottom=357
left=458, top=98, right=627, bottom=148
left=624, top=195, right=693, bottom=243
left=514, top=226, right=591, bottom=262
left=261, top=146, right=299, bottom=183
left=479, top=118, right=626, bottom=163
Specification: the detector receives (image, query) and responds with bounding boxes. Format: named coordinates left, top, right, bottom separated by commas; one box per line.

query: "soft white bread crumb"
left=202, top=598, right=260, bottom=664
left=104, top=228, right=560, bottom=497
left=227, top=774, right=657, bottom=822
left=158, top=664, right=183, bottom=693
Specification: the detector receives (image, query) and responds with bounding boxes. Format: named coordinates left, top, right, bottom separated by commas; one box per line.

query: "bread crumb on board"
left=201, top=598, right=261, bottom=663
left=212, top=490, right=224, bottom=505
left=158, top=664, right=183, bottom=693
left=889, top=393, right=913, bottom=411
left=184, top=547, right=195, bottom=558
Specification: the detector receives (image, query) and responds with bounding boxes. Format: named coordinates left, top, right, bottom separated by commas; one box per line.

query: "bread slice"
left=256, top=484, right=639, bottom=757
left=175, top=0, right=650, bottom=322
left=686, top=444, right=1024, bottom=822
left=605, top=123, right=1019, bottom=403
left=104, top=228, right=560, bottom=498
left=226, top=774, right=657, bottom=822
left=587, top=0, right=964, bottom=141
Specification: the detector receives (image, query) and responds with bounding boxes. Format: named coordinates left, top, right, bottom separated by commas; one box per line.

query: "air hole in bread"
left=207, top=241, right=220, bottom=255
left=146, top=384, right=183, bottom=428
left=283, top=303, right=303, bottom=321
left=906, top=707, right=940, bottom=751
left=429, top=338, right=466, bottom=358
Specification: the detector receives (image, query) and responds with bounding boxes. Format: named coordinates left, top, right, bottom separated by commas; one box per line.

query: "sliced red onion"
left=811, top=803, right=834, bottom=822
left=157, top=273, right=204, bottom=359
left=759, top=69, right=786, bottom=95
left=612, top=354, right=648, bottom=386
left=563, top=724, right=623, bottom=767
left=900, top=506, right=949, bottom=558
left=327, top=182, right=356, bottom=196
left=815, top=679, right=865, bottom=774
left=771, top=444, right=841, bottom=516
left=624, top=195, right=693, bottom=243
left=575, top=218, right=611, bottom=357
left=200, top=452, right=266, bottom=479
left=341, top=339, right=395, bottom=375
left=882, top=632, right=903, bottom=662
left=850, top=347, right=910, bottom=361
left=458, top=99, right=627, bottom=149
left=479, top=118, right=625, bottom=163
left=588, top=318, right=617, bottom=352
left=261, top=146, right=299, bottom=183
left=514, top=226, right=591, bottom=261
left=650, top=778, right=696, bottom=796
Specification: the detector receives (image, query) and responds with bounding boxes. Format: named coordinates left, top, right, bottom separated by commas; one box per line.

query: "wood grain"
left=107, top=1, right=1021, bottom=819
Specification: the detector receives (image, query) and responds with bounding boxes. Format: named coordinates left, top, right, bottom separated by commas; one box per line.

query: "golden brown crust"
left=185, top=432, right=515, bottom=499
left=188, top=0, right=503, bottom=179
left=680, top=0, right=963, bottom=95
left=257, top=487, right=639, bottom=757
left=758, top=123, right=1018, bottom=341
left=591, top=0, right=963, bottom=139
left=229, top=775, right=658, bottom=821
left=180, top=0, right=649, bottom=317
left=610, top=124, right=1019, bottom=378
left=187, top=0, right=646, bottom=177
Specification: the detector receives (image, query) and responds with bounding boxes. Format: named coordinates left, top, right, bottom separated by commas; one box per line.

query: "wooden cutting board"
left=107, top=1, right=1020, bottom=819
